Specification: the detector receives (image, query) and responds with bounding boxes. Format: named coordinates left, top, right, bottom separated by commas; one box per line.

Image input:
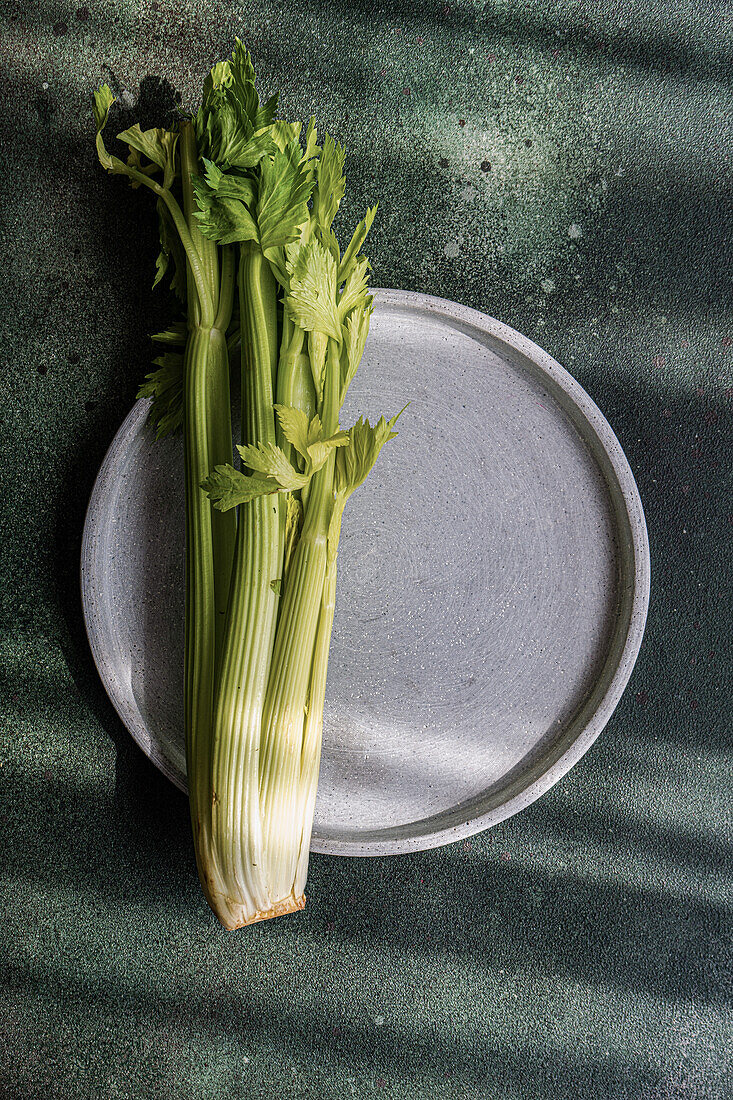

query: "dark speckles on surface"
left=34, top=89, right=55, bottom=122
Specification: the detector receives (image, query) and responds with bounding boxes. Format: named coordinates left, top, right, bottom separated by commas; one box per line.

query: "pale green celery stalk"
left=275, top=315, right=315, bottom=464
left=180, top=124, right=236, bottom=658
left=208, top=246, right=293, bottom=929
left=259, top=336, right=341, bottom=904
left=273, top=313, right=306, bottom=560
left=275, top=315, right=315, bottom=522
left=93, top=100, right=233, bottom=912
left=178, top=122, right=237, bottom=917
left=294, top=501, right=341, bottom=897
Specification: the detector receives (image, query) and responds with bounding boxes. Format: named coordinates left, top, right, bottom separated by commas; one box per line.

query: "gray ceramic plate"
left=81, top=289, right=650, bottom=856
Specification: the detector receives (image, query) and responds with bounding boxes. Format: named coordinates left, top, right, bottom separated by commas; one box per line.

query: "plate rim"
left=81, top=288, right=651, bottom=857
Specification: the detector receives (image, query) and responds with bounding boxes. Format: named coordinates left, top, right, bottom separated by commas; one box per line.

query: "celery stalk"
left=294, top=535, right=338, bottom=898
left=94, top=43, right=401, bottom=928
left=257, top=337, right=340, bottom=903
left=179, top=123, right=237, bottom=914
left=208, top=247, right=284, bottom=928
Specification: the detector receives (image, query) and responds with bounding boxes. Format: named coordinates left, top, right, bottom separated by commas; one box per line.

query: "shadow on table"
left=13, top=0, right=733, bottom=85
left=5, top=946, right=699, bottom=1099
left=42, top=372, right=732, bottom=1005
left=47, top=71, right=194, bottom=874
left=35, top=55, right=730, bottom=1095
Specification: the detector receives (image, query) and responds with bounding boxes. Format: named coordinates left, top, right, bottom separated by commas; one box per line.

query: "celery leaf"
left=338, top=204, right=378, bottom=284
left=194, top=191, right=259, bottom=246
left=338, top=255, right=372, bottom=321
left=137, top=351, right=184, bottom=439
left=273, top=404, right=311, bottom=458
left=270, top=121, right=302, bottom=152
left=222, top=128, right=278, bottom=170
left=198, top=41, right=280, bottom=169
left=202, top=464, right=280, bottom=510
left=93, top=85, right=117, bottom=171
left=93, top=84, right=115, bottom=133
left=237, top=442, right=310, bottom=491
left=307, top=330, right=329, bottom=403
left=257, top=145, right=313, bottom=251
left=286, top=240, right=341, bottom=342
left=150, top=322, right=187, bottom=346
left=283, top=492, right=303, bottom=579
left=313, top=133, right=346, bottom=231
left=154, top=200, right=188, bottom=300
left=335, top=410, right=405, bottom=497
left=117, top=124, right=178, bottom=187
left=305, top=433, right=349, bottom=471
left=198, top=160, right=258, bottom=205
left=302, top=117, right=321, bottom=180
left=307, top=414, right=323, bottom=448
left=340, top=301, right=373, bottom=404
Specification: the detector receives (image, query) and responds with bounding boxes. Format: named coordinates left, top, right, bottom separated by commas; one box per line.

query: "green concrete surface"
left=1, top=1, right=731, bottom=1097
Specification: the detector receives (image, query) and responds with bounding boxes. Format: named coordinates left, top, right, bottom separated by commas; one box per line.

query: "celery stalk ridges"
left=94, top=41, right=402, bottom=928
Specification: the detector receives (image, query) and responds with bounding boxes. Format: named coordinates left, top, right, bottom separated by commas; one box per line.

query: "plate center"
left=316, top=305, right=618, bottom=838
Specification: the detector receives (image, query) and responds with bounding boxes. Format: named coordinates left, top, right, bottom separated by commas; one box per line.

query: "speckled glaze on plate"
left=81, top=289, right=650, bottom=856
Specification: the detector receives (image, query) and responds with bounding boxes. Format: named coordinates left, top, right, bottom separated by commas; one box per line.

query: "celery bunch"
left=94, top=42, right=401, bottom=928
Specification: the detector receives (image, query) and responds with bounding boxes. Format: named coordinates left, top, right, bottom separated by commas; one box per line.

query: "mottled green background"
left=1, top=1, right=731, bottom=1097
